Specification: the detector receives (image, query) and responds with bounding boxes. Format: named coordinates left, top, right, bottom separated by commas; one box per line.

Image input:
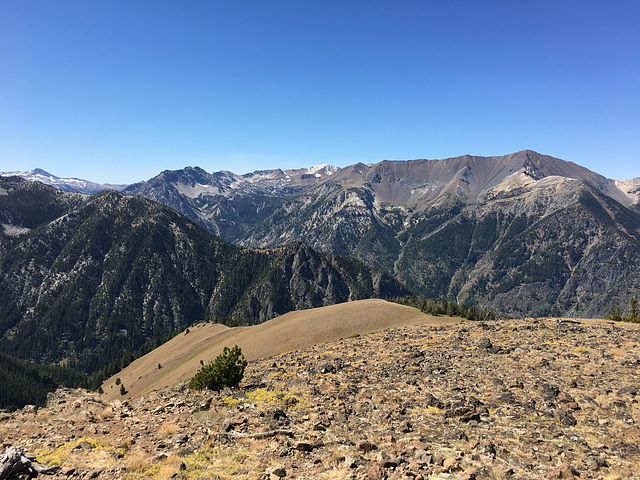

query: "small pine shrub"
left=606, top=308, right=623, bottom=322
left=606, top=297, right=640, bottom=323
left=189, top=345, right=247, bottom=391
left=626, top=297, right=639, bottom=322
left=119, top=384, right=127, bottom=395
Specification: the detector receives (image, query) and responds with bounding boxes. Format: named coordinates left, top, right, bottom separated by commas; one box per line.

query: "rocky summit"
left=2, top=317, right=639, bottom=479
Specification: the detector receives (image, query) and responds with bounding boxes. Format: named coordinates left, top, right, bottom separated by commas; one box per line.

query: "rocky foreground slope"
left=2, top=317, right=640, bottom=480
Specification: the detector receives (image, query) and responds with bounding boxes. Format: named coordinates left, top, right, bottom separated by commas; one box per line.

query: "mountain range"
left=0, top=176, right=407, bottom=374
left=3, top=150, right=640, bottom=337
left=118, top=151, right=640, bottom=317
left=0, top=168, right=127, bottom=194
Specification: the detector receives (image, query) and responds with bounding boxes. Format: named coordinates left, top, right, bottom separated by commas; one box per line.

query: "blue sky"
left=1, top=1, right=638, bottom=184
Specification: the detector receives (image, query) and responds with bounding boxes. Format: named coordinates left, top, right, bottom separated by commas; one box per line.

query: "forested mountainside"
left=0, top=351, right=85, bottom=410
left=123, top=151, right=640, bottom=317
left=0, top=176, right=407, bottom=374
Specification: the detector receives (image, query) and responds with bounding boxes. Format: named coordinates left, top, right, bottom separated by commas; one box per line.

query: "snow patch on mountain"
left=175, top=182, right=223, bottom=198
left=2, top=223, right=31, bottom=236
left=307, top=164, right=339, bottom=175
left=0, top=169, right=128, bottom=194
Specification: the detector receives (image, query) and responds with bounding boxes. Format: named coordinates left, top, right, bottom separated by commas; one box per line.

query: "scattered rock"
left=2, top=318, right=640, bottom=479
left=358, top=440, right=378, bottom=452
left=366, top=462, right=385, bottom=480
left=269, top=467, right=286, bottom=478
left=317, top=364, right=336, bottom=374
left=295, top=442, right=313, bottom=452
left=442, top=457, right=459, bottom=472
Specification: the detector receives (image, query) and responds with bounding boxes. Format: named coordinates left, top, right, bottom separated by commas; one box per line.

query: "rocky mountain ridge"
left=120, top=164, right=340, bottom=238
left=239, top=152, right=640, bottom=317
left=5, top=151, right=640, bottom=318
left=5, top=153, right=639, bottom=217
left=113, top=151, right=640, bottom=318
left=320, top=150, right=639, bottom=207
left=119, top=151, right=640, bottom=238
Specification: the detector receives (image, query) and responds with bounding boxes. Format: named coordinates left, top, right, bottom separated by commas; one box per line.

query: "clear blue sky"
left=1, top=1, right=638, bottom=184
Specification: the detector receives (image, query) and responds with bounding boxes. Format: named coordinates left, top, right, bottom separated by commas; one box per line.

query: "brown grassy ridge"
left=101, top=299, right=461, bottom=401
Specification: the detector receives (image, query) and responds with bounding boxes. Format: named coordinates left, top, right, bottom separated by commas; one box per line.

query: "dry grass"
left=101, top=299, right=459, bottom=402
left=36, top=437, right=124, bottom=471
left=175, top=445, right=259, bottom=480
left=191, top=409, right=225, bottom=425
left=158, top=422, right=180, bottom=436
left=122, top=453, right=183, bottom=480
left=245, top=388, right=306, bottom=408
left=123, top=449, right=154, bottom=472
left=97, top=406, right=114, bottom=420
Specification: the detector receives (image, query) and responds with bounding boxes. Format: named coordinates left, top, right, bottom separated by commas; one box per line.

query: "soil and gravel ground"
left=2, top=313, right=640, bottom=479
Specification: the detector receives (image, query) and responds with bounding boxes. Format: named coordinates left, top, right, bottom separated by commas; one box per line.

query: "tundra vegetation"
left=2, top=317, right=640, bottom=479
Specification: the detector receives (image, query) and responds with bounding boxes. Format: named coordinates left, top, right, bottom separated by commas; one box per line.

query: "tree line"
left=0, top=352, right=86, bottom=411
left=605, top=297, right=639, bottom=323
left=81, top=323, right=192, bottom=392
left=387, top=295, right=498, bottom=321
left=82, top=314, right=243, bottom=392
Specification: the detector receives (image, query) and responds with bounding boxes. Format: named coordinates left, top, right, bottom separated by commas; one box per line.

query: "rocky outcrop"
left=2, top=317, right=639, bottom=479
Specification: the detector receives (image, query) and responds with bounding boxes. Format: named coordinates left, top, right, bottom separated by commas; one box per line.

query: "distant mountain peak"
left=0, top=169, right=127, bottom=194
left=307, top=164, right=339, bottom=175
left=4, top=151, right=640, bottom=327
left=30, top=168, right=56, bottom=177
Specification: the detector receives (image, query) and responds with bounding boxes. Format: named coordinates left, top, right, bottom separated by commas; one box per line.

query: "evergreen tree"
left=189, top=345, right=247, bottom=391
left=625, top=297, right=639, bottom=322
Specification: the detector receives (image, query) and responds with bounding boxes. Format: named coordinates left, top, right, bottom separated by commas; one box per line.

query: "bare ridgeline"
left=2, top=318, right=639, bottom=479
